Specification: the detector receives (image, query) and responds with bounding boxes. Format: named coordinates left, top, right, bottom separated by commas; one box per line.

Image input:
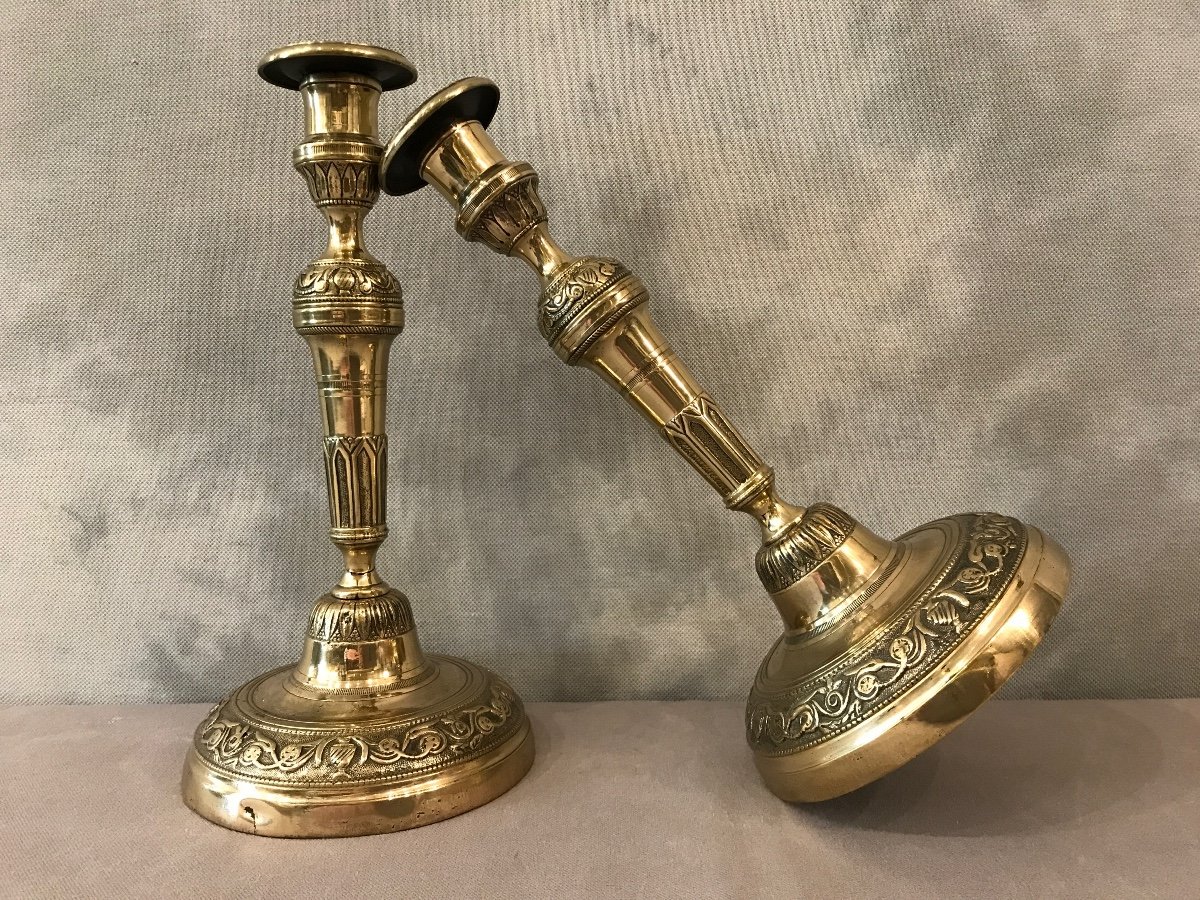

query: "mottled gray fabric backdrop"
left=1, top=2, right=1196, bottom=703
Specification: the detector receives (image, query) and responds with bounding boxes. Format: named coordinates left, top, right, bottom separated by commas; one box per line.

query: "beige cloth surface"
left=0, top=699, right=1195, bottom=899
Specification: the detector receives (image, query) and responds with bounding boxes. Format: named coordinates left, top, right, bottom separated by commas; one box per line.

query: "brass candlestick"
left=181, top=49, right=533, bottom=837
left=379, top=79, right=1071, bottom=802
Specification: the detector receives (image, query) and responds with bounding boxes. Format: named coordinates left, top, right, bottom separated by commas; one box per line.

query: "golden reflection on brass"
left=180, top=49, right=532, bottom=838
left=379, top=78, right=1070, bottom=803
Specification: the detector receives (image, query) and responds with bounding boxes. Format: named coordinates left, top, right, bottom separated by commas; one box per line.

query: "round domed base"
left=747, top=512, right=1069, bottom=803
left=182, top=655, right=533, bottom=837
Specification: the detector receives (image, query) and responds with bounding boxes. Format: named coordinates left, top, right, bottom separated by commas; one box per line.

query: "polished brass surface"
left=180, top=48, right=533, bottom=838
left=380, top=79, right=1071, bottom=802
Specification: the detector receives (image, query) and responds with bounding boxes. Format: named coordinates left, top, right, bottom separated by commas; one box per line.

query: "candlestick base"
left=182, top=655, right=533, bottom=837
left=747, top=512, right=1069, bottom=802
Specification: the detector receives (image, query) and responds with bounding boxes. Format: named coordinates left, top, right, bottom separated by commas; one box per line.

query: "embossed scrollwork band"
left=198, top=677, right=520, bottom=784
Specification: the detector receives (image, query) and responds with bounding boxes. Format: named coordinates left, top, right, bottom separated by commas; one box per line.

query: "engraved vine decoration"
left=196, top=682, right=518, bottom=783
left=747, top=514, right=1025, bottom=753
left=539, top=257, right=625, bottom=341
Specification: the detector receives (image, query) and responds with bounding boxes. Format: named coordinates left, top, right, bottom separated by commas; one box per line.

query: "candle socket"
left=379, top=78, right=1070, bottom=802
left=180, top=48, right=533, bottom=838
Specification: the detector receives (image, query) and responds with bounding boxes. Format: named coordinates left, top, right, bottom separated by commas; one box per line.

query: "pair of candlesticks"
left=180, top=42, right=1070, bottom=838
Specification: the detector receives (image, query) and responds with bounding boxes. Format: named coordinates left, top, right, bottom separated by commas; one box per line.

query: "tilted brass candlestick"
left=379, top=79, right=1071, bottom=802
left=181, top=50, right=533, bottom=837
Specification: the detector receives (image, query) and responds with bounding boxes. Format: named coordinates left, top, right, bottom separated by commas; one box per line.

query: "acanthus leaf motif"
left=294, top=263, right=400, bottom=299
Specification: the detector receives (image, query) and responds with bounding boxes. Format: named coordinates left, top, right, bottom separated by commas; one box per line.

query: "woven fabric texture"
left=1, top=2, right=1196, bottom=702
left=2, top=701, right=1195, bottom=898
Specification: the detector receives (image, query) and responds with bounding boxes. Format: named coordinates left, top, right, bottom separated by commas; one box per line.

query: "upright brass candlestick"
left=181, top=49, right=533, bottom=837
left=379, top=79, right=1071, bottom=802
